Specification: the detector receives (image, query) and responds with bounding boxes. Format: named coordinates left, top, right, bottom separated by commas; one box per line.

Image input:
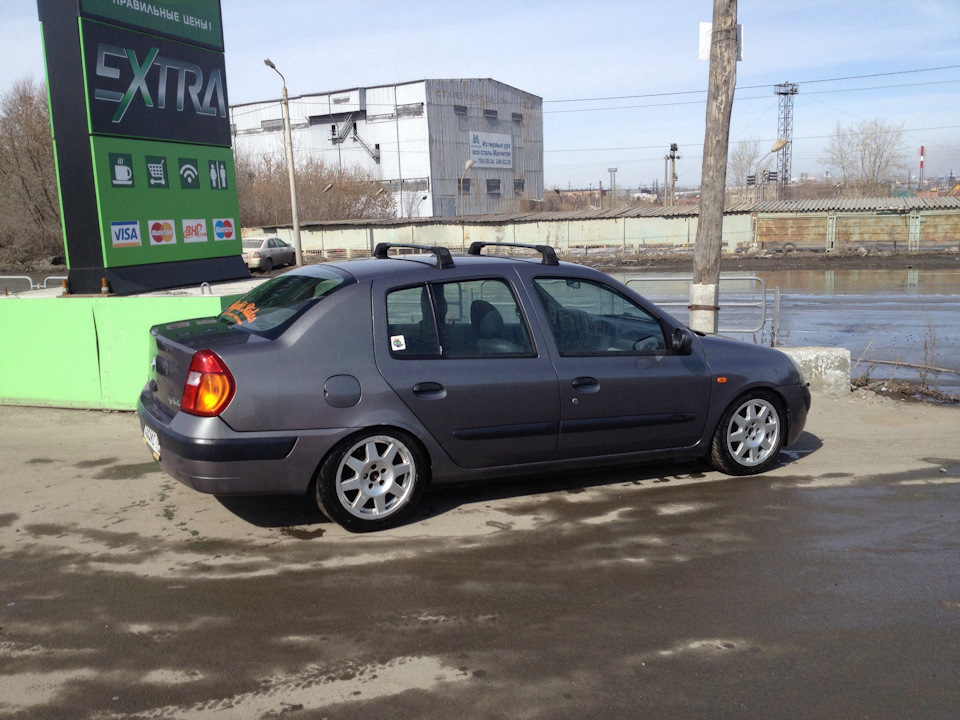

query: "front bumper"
left=779, top=383, right=812, bottom=446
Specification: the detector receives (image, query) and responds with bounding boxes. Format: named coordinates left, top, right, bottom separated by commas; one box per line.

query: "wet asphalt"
left=1, top=405, right=959, bottom=719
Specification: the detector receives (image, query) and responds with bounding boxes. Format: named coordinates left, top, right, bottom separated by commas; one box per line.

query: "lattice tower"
left=775, top=82, right=798, bottom=200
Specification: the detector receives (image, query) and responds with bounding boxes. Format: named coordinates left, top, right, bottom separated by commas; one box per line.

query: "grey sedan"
left=138, top=242, right=810, bottom=532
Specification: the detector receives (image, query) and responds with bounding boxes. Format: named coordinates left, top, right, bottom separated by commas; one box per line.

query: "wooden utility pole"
left=691, top=0, right=738, bottom=334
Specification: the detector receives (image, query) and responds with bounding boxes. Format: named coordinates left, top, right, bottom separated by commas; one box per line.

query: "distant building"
left=230, top=78, right=543, bottom=218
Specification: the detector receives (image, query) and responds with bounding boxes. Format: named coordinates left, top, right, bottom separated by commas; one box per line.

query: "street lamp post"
left=264, top=58, right=303, bottom=266
left=755, top=138, right=788, bottom=203
left=458, top=158, right=475, bottom=251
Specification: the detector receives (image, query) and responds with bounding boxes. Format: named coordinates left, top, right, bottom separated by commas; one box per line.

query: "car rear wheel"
left=262, top=257, right=273, bottom=273
left=709, top=391, right=785, bottom=475
left=315, top=429, right=428, bottom=532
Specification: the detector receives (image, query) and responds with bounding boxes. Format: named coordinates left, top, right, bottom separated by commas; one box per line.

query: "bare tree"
left=0, top=78, right=62, bottom=265
left=727, top=137, right=762, bottom=201
left=235, top=147, right=395, bottom=228
left=820, top=118, right=908, bottom=197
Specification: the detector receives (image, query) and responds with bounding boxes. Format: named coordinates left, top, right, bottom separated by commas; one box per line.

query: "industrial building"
left=230, top=78, right=543, bottom=219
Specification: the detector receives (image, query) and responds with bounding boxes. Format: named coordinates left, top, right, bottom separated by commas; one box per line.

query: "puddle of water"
left=618, top=268, right=960, bottom=392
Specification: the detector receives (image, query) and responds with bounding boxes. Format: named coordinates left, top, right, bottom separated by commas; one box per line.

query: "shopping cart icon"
left=147, top=157, right=166, bottom=186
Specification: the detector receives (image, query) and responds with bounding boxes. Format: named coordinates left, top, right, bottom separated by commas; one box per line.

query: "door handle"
left=412, top=381, right=446, bottom=399
left=571, top=376, right=599, bottom=392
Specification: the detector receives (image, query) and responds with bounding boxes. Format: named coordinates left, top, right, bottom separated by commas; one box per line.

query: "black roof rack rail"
left=467, top=242, right=559, bottom=266
left=373, top=243, right=455, bottom=269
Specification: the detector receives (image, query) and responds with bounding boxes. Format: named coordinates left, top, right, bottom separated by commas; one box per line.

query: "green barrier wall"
left=0, top=295, right=238, bottom=410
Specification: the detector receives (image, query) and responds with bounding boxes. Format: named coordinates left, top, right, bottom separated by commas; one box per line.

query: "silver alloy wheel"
left=724, top=397, right=781, bottom=467
left=334, top=434, right=416, bottom=520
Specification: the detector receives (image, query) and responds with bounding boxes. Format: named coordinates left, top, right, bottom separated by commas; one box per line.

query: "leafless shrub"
left=0, top=77, right=62, bottom=266
left=234, top=147, right=395, bottom=228
left=820, top=118, right=908, bottom=197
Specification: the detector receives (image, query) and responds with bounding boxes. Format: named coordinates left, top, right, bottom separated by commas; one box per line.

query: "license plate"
left=143, top=425, right=161, bottom=460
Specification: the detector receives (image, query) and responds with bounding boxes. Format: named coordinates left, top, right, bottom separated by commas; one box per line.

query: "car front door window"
left=533, top=278, right=666, bottom=356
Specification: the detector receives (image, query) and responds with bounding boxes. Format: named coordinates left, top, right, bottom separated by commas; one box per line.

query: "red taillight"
left=181, top=350, right=235, bottom=417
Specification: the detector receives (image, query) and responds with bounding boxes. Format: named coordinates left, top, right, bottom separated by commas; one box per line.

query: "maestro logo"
left=182, top=219, right=208, bottom=243
left=149, top=220, right=177, bottom=246
left=213, top=218, right=235, bottom=241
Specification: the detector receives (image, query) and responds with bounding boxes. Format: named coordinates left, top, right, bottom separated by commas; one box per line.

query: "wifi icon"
left=178, top=158, right=200, bottom=189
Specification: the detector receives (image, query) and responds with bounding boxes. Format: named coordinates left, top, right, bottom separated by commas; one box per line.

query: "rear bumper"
left=242, top=255, right=262, bottom=269
left=137, top=389, right=349, bottom=496
left=778, top=383, right=812, bottom=446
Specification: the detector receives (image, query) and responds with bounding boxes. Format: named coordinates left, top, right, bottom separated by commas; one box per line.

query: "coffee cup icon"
left=113, top=158, right=133, bottom=185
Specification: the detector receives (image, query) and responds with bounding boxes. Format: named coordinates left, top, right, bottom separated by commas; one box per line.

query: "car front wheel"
left=315, top=430, right=428, bottom=532
left=709, top=391, right=785, bottom=475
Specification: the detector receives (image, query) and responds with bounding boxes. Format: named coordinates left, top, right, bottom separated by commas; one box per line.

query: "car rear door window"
left=387, top=279, right=534, bottom=358
left=533, top=277, right=666, bottom=356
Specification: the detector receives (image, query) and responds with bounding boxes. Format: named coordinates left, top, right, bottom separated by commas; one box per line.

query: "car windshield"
left=218, top=267, right=352, bottom=338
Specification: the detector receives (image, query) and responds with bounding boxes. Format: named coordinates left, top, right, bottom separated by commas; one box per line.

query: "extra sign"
left=82, top=19, right=231, bottom=147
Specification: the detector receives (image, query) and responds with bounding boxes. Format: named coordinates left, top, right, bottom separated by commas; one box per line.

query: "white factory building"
left=230, top=78, right=543, bottom=218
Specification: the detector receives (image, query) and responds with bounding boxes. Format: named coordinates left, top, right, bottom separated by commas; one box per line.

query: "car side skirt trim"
left=562, top=412, right=697, bottom=434
left=453, top=421, right=560, bottom=441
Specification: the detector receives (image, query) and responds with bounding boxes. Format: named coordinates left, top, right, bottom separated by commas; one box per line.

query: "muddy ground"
left=1, top=396, right=959, bottom=719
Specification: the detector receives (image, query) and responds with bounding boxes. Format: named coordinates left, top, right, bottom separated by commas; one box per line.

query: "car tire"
left=262, top=257, right=273, bottom=273
left=314, top=429, right=429, bottom=532
left=709, top=390, right=785, bottom=475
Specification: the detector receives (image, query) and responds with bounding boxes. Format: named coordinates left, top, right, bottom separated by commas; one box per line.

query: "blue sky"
left=3, top=0, right=958, bottom=190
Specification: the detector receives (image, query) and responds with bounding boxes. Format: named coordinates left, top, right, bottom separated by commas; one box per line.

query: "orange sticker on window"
left=223, top=300, right=259, bottom=325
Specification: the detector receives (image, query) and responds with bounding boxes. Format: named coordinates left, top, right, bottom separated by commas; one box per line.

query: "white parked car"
left=241, top=237, right=296, bottom=272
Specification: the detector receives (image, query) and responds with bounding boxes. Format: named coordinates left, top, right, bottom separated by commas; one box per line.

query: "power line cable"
left=544, top=64, right=960, bottom=103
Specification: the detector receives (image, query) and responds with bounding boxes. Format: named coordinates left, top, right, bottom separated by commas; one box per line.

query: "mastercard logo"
left=148, top=220, right=176, bottom=245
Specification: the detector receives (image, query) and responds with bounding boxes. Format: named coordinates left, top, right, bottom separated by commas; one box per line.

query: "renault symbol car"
left=138, top=242, right=811, bottom=532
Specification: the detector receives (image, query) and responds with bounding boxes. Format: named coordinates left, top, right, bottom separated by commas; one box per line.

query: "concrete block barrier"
left=780, top=346, right=851, bottom=395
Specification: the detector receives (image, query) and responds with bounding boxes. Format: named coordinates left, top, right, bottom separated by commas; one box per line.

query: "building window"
left=459, top=178, right=471, bottom=194
left=512, top=112, right=523, bottom=123
left=402, top=178, right=430, bottom=193
left=261, top=119, right=283, bottom=131
left=483, top=109, right=498, bottom=119
left=514, top=178, right=525, bottom=193
left=486, top=179, right=501, bottom=194
left=454, top=105, right=468, bottom=116
left=397, top=102, right=424, bottom=118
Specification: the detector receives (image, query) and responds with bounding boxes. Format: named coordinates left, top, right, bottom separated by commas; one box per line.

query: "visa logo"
left=110, top=221, right=142, bottom=248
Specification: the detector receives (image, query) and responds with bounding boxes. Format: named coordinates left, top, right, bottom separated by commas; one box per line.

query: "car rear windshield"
left=242, top=240, right=263, bottom=249
left=218, top=267, right=353, bottom=338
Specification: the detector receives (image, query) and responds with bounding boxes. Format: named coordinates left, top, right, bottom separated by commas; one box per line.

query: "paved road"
left=1, top=395, right=958, bottom=719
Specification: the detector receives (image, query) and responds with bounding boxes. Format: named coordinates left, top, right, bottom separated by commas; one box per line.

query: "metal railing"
left=0, top=275, right=67, bottom=294
left=625, top=274, right=781, bottom=344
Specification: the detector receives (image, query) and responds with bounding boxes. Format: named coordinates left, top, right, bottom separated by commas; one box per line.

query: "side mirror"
left=671, top=327, right=694, bottom=355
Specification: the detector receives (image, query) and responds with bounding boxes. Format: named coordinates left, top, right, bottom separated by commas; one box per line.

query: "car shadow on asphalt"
left=211, top=431, right=822, bottom=531
left=413, top=433, right=822, bottom=525
left=215, top=493, right=329, bottom=528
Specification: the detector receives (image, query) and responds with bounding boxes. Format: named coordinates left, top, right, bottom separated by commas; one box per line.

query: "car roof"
left=321, top=252, right=599, bottom=283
